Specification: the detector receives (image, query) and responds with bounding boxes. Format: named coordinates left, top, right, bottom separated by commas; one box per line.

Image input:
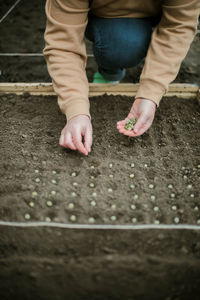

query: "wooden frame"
left=0, top=83, right=199, bottom=101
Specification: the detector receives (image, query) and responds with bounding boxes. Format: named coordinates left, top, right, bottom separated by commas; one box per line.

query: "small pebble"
left=187, top=184, right=192, bottom=189
left=35, top=178, right=40, bottom=183
left=92, top=192, right=97, bottom=197
left=72, top=182, right=78, bottom=187
left=130, top=184, right=135, bottom=189
left=89, top=183, right=95, bottom=188
left=129, top=174, right=135, bottom=178
left=168, top=184, right=173, bottom=189
left=111, top=204, right=116, bottom=209
left=47, top=201, right=53, bottom=207
left=130, top=163, right=135, bottom=168
left=109, top=163, right=113, bottom=168
left=149, top=184, right=154, bottom=189
left=45, top=217, right=51, bottom=222
left=108, top=188, right=113, bottom=193
left=171, top=205, right=177, bottom=211
left=88, top=217, right=95, bottom=223
left=71, top=172, right=77, bottom=177
left=133, top=194, right=138, bottom=200
left=90, top=201, right=96, bottom=206
left=174, top=217, right=180, bottom=224
left=71, top=192, right=77, bottom=197
left=52, top=170, right=57, bottom=175
left=25, top=213, right=31, bottom=220
left=29, top=201, right=35, bottom=208
left=68, top=203, right=75, bottom=209
left=153, top=206, right=159, bottom=212
left=194, top=206, right=199, bottom=212
left=154, top=220, right=160, bottom=225
left=131, top=217, right=137, bottom=223
left=51, top=190, right=56, bottom=195
left=110, top=215, right=117, bottom=221
left=32, top=191, right=38, bottom=197
left=70, top=215, right=76, bottom=222
left=150, top=195, right=156, bottom=201
left=51, top=179, right=57, bottom=184
left=170, top=193, right=176, bottom=198
left=109, top=174, right=113, bottom=179
left=131, top=204, right=136, bottom=210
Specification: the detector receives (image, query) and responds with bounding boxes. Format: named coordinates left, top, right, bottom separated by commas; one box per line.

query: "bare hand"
left=59, top=114, right=93, bottom=156
left=116, top=98, right=156, bottom=137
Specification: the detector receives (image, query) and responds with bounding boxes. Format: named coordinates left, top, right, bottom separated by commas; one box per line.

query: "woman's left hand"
left=116, top=98, right=156, bottom=137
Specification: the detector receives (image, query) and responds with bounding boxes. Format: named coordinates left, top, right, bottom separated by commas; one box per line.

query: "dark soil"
left=0, top=0, right=199, bottom=84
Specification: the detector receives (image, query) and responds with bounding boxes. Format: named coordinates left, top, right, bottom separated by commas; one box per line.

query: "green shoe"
left=93, top=72, right=119, bottom=84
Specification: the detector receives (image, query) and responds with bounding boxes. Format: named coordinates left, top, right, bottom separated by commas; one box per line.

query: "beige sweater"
left=44, top=0, right=199, bottom=121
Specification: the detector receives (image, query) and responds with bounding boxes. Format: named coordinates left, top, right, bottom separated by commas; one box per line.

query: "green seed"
left=109, top=174, right=113, bottom=179
left=111, top=204, right=116, bottom=209
left=51, top=179, right=57, bottom=184
left=92, top=192, right=97, bottom=197
left=88, top=217, right=95, bottom=223
left=170, top=193, right=176, bottom=198
left=35, top=178, right=40, bottom=183
left=45, top=217, right=51, bottom=222
left=149, top=184, right=154, bottom=189
left=47, top=201, right=53, bottom=207
left=187, top=184, right=192, bottom=189
left=154, top=220, right=160, bottom=225
left=181, top=166, right=185, bottom=170
left=168, top=184, right=173, bottom=189
left=144, top=164, right=148, bottom=168
left=35, top=169, right=39, bottom=173
left=130, top=174, right=135, bottom=178
left=194, top=206, right=199, bottom=212
left=130, top=184, right=135, bottom=189
left=71, top=172, right=77, bottom=177
left=89, top=183, right=95, bottom=188
left=91, top=201, right=96, bottom=206
left=29, top=201, right=35, bottom=208
left=190, top=193, right=194, bottom=198
left=71, top=192, right=77, bottom=197
left=90, top=175, right=94, bottom=180
left=108, top=188, right=113, bottom=193
left=70, top=215, right=76, bottom=222
left=51, top=190, right=56, bottom=195
left=174, top=217, right=180, bottom=224
left=25, top=213, right=31, bottom=220
left=171, top=205, right=177, bottom=211
left=52, top=170, right=57, bottom=175
left=68, top=203, right=75, bottom=209
left=72, top=182, right=78, bottom=187
left=32, top=191, right=38, bottom=197
left=183, top=175, right=187, bottom=179
left=197, top=219, right=200, bottom=225
left=130, top=163, right=135, bottom=168
left=133, top=194, right=138, bottom=200
left=151, top=195, right=156, bottom=201
left=197, top=165, right=200, bottom=169
left=131, top=217, right=137, bottom=223
left=109, top=163, right=113, bottom=168
left=90, top=165, right=95, bottom=169
left=124, top=118, right=137, bottom=130
left=153, top=206, right=159, bottom=212
left=131, top=204, right=136, bottom=210
left=110, top=215, right=117, bottom=221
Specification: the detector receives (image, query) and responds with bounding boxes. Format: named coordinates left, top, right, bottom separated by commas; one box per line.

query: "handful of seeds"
left=124, top=118, right=137, bottom=130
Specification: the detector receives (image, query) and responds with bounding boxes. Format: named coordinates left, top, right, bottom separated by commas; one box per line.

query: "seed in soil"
left=110, top=215, right=117, bottom=221
left=129, top=174, right=135, bottom=178
left=109, top=163, right=113, bottom=168
left=88, top=217, right=95, bottom=223
left=68, top=203, right=75, bottom=209
left=29, top=201, right=35, bottom=208
left=70, top=215, right=76, bottom=222
left=174, top=217, right=180, bottom=224
left=47, top=201, right=53, bottom=207
left=124, top=118, right=137, bottom=130
left=32, top=191, right=38, bottom=197
left=133, top=194, right=138, bottom=200
left=150, top=195, right=156, bottom=201
left=153, top=206, right=159, bottom=212
left=131, top=204, right=136, bottom=210
left=90, top=200, right=96, bottom=206
left=187, top=184, right=192, bottom=189
left=197, top=219, right=200, bottom=225
left=170, top=193, right=176, bottom=198
left=168, top=184, right=173, bottom=189
left=144, top=164, right=148, bottom=168
left=72, top=182, right=78, bottom=187
left=131, top=217, right=137, bottom=223
left=111, top=204, right=116, bottom=209
left=194, top=206, right=199, bottom=212
left=183, top=175, right=188, bottom=179
left=71, top=172, right=77, bottom=177
left=51, top=179, right=57, bottom=184
left=35, top=169, right=39, bottom=173
left=51, top=190, right=56, bottom=195
left=35, top=178, right=40, bottom=183
left=90, top=165, right=95, bottom=169
left=149, top=184, right=154, bottom=189
left=89, top=183, right=95, bottom=188
left=154, top=220, right=160, bottom=225
left=109, top=174, right=113, bottom=179
left=71, top=192, right=77, bottom=197
left=130, top=163, right=135, bottom=168
left=52, top=170, right=57, bottom=174
left=130, top=184, right=135, bottom=189
left=190, top=193, right=194, bottom=198
left=25, top=213, right=31, bottom=220
left=108, top=188, right=113, bottom=193
left=197, top=165, right=200, bottom=169
left=171, top=205, right=177, bottom=211
left=90, top=175, right=94, bottom=180
left=45, top=217, right=51, bottom=222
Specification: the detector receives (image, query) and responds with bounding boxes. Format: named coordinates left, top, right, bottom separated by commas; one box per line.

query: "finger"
left=84, top=126, right=93, bottom=153
left=59, top=133, right=65, bottom=146
left=132, top=113, right=146, bottom=134
left=73, top=130, right=88, bottom=156
left=64, top=132, right=76, bottom=150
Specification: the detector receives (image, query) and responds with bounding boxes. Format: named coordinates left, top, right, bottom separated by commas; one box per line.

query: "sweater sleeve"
left=135, top=0, right=200, bottom=106
left=43, top=0, right=90, bottom=121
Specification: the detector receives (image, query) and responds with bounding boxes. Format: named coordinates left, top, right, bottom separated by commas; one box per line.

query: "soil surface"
left=0, top=94, right=200, bottom=225
left=0, top=0, right=200, bottom=84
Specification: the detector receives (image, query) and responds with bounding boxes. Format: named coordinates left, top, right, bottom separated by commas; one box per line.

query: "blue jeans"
left=85, top=14, right=160, bottom=81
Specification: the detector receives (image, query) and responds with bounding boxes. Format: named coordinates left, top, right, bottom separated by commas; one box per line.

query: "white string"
left=0, top=0, right=22, bottom=24
left=0, top=221, right=199, bottom=230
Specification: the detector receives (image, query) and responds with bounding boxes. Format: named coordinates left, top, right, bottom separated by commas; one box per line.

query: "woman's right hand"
left=59, top=114, right=93, bottom=156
